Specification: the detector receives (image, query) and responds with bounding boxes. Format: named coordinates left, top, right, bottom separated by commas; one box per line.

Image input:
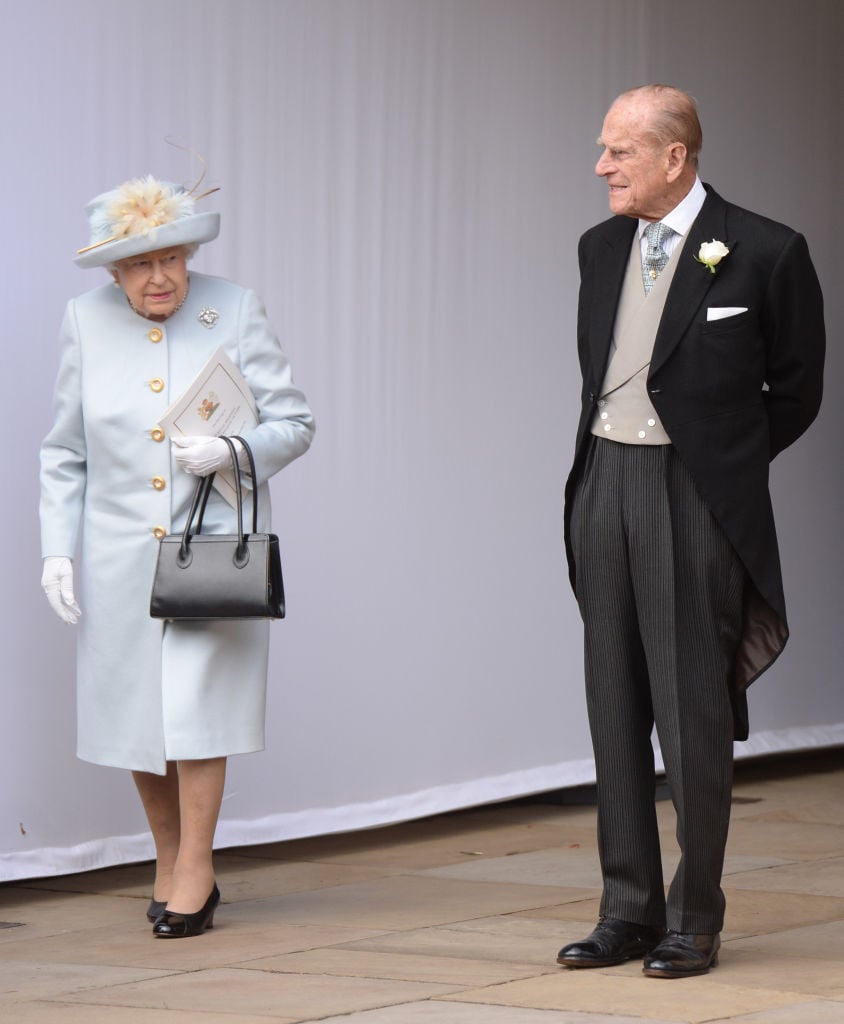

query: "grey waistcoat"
left=591, top=233, right=683, bottom=445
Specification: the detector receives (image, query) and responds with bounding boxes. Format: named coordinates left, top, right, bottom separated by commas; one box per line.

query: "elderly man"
left=557, top=85, right=824, bottom=978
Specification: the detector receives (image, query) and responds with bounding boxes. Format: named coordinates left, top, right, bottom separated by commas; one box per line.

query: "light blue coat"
left=40, top=273, right=314, bottom=774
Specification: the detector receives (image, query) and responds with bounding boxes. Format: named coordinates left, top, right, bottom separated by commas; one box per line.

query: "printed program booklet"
left=158, top=347, right=259, bottom=507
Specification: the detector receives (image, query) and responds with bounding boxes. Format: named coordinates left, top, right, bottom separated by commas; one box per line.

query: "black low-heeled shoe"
left=146, top=899, right=167, bottom=923
left=152, top=884, right=220, bottom=938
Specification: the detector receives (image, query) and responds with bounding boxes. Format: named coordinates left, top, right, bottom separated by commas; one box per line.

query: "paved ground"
left=1, top=749, right=842, bottom=1023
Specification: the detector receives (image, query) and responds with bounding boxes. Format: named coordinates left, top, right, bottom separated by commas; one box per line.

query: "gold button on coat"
left=148, top=328, right=163, bottom=343
left=153, top=526, right=167, bottom=540
left=149, top=378, right=165, bottom=393
left=151, top=427, right=165, bottom=442
left=152, top=476, right=166, bottom=491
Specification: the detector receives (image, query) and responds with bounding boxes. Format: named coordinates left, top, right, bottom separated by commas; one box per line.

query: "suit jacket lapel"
left=650, top=187, right=730, bottom=376
left=588, top=218, right=637, bottom=393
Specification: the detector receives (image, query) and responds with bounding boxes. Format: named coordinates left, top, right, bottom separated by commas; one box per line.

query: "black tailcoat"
left=564, top=186, right=825, bottom=738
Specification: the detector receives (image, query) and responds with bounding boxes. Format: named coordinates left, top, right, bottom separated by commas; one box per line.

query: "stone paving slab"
left=719, top=888, right=844, bottom=939
left=470, top=806, right=600, bottom=830
left=216, top=857, right=405, bottom=900
left=240, top=946, right=550, bottom=987
left=18, top=856, right=401, bottom=902
left=724, top=857, right=844, bottom=898
left=515, top=887, right=844, bottom=943
left=510, top=897, right=602, bottom=927
left=340, top=913, right=580, bottom=968
left=18, top=862, right=157, bottom=899
left=734, top=801, right=844, bottom=827
left=232, top=875, right=572, bottom=930
left=0, top=918, right=390, bottom=970
left=58, top=966, right=462, bottom=1020
left=0, top=891, right=144, bottom=944
left=228, top=821, right=596, bottom=871
left=708, top=998, right=844, bottom=1024
left=0, top=959, right=173, bottom=1002
left=3, top=1004, right=294, bottom=1024
left=714, top=948, right=844, bottom=998
left=316, top=999, right=682, bottom=1023
left=417, top=847, right=791, bottom=890
left=723, top=819, right=844, bottom=860
left=444, top=969, right=810, bottom=1023
left=418, top=848, right=605, bottom=888
left=726, top=919, right=844, bottom=960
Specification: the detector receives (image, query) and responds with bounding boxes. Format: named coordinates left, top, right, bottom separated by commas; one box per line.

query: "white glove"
left=42, top=556, right=82, bottom=625
left=172, top=436, right=244, bottom=476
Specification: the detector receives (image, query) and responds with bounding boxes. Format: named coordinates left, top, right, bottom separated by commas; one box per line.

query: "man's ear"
left=665, top=142, right=688, bottom=182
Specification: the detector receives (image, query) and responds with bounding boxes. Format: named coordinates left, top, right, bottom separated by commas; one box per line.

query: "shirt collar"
left=638, top=177, right=706, bottom=239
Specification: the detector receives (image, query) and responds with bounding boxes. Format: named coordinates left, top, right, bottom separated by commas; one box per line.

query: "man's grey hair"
left=618, top=84, right=703, bottom=169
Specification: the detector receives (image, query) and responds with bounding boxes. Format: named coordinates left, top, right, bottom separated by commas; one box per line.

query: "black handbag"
left=150, top=435, right=285, bottom=620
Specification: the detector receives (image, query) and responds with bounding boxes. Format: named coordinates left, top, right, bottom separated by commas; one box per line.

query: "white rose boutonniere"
left=695, top=239, right=730, bottom=274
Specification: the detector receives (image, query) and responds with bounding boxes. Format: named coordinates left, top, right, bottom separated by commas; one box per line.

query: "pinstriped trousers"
left=570, top=437, right=745, bottom=934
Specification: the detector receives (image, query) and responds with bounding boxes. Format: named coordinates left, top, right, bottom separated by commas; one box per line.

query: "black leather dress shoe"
left=643, top=930, right=720, bottom=978
left=557, top=917, right=665, bottom=968
left=153, top=884, right=220, bottom=938
left=146, top=899, right=166, bottom=923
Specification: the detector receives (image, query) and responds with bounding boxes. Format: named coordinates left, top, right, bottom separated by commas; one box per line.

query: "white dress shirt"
left=638, top=176, right=707, bottom=260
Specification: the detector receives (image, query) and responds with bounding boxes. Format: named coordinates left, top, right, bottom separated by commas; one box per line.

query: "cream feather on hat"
left=75, top=174, right=220, bottom=268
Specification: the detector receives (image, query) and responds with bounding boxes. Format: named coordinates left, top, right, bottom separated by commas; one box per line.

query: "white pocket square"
left=707, top=306, right=748, bottom=321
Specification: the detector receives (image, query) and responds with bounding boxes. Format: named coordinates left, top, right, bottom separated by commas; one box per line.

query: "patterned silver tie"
left=642, top=222, right=673, bottom=293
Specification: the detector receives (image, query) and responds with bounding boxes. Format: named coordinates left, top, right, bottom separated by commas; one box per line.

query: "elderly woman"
left=40, top=175, right=314, bottom=937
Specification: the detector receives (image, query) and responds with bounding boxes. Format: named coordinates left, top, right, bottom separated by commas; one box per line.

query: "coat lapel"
left=650, top=187, right=730, bottom=376
left=588, top=218, right=637, bottom=392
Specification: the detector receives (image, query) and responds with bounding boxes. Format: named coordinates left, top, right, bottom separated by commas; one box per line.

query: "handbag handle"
left=194, top=436, right=259, bottom=535
left=232, top=435, right=259, bottom=535
left=177, top=435, right=259, bottom=568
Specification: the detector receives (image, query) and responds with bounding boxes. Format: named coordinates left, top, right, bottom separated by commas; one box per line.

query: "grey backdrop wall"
left=2, top=0, right=841, bottom=880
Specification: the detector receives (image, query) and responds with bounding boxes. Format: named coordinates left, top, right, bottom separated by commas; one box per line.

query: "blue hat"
left=75, top=175, right=220, bottom=268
